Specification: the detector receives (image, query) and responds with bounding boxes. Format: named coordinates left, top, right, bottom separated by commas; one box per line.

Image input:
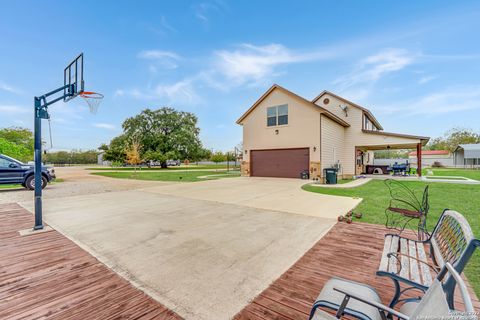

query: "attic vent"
left=323, top=98, right=330, bottom=105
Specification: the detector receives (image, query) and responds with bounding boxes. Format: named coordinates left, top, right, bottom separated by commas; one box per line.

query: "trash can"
left=300, top=170, right=309, bottom=179
left=324, top=168, right=338, bottom=184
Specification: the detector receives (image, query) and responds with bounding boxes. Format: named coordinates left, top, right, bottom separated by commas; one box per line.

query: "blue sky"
left=1, top=1, right=480, bottom=151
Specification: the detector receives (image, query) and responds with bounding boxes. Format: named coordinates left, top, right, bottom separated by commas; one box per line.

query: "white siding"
left=321, top=115, right=345, bottom=175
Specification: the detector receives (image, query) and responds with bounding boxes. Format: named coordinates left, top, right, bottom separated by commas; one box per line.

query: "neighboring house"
left=453, top=144, right=480, bottom=167
left=408, top=150, right=453, bottom=167
left=236, top=84, right=429, bottom=180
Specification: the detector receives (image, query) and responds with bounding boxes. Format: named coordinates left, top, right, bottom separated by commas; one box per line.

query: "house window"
left=364, top=116, right=370, bottom=130
left=267, top=107, right=277, bottom=126
left=267, top=104, right=288, bottom=127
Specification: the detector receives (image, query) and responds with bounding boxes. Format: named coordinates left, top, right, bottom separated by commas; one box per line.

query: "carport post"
left=416, top=143, right=422, bottom=177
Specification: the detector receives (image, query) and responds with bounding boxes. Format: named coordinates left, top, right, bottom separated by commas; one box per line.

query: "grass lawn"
left=302, top=179, right=480, bottom=296
left=425, top=167, right=480, bottom=180
left=0, top=184, right=22, bottom=189
left=337, top=179, right=354, bottom=184
left=91, top=170, right=240, bottom=182
left=86, top=164, right=238, bottom=171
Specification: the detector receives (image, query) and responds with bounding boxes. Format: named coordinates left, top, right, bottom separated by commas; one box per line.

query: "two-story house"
left=236, top=84, right=429, bottom=180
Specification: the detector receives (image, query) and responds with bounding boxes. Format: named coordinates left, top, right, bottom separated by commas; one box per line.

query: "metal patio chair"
left=384, top=179, right=429, bottom=241
left=309, top=262, right=476, bottom=320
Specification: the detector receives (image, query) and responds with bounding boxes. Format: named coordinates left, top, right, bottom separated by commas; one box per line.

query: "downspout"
left=319, top=113, right=322, bottom=180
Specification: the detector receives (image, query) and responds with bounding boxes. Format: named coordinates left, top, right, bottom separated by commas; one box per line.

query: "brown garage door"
left=251, top=148, right=309, bottom=178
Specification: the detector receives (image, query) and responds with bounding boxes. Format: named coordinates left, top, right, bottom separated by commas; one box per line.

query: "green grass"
left=302, top=179, right=480, bottom=296
left=337, top=179, right=354, bottom=184
left=86, top=164, right=238, bottom=171
left=0, top=184, right=22, bottom=189
left=425, top=167, right=480, bottom=180
left=91, top=170, right=240, bottom=182
left=424, top=176, right=468, bottom=181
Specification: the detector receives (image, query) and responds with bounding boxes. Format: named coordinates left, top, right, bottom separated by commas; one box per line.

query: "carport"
left=356, top=130, right=430, bottom=176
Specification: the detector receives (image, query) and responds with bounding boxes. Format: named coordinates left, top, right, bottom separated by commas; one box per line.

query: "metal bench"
left=377, top=209, right=479, bottom=308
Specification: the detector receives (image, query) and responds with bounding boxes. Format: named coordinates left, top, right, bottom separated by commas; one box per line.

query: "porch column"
left=416, top=143, right=422, bottom=177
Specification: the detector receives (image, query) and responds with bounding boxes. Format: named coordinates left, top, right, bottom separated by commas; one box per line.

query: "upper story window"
left=267, top=104, right=288, bottom=127
left=363, top=114, right=378, bottom=131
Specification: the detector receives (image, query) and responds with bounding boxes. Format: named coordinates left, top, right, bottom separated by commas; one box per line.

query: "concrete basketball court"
left=21, top=176, right=360, bottom=319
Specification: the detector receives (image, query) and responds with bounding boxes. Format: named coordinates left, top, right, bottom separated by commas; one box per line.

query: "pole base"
left=19, top=226, right=53, bottom=236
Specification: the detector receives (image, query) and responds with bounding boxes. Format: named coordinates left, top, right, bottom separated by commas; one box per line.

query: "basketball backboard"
left=63, top=53, right=84, bottom=101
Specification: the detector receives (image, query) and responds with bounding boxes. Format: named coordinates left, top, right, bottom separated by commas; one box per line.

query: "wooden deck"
left=235, top=221, right=480, bottom=319
left=0, top=203, right=182, bottom=320
left=1, top=202, right=478, bottom=320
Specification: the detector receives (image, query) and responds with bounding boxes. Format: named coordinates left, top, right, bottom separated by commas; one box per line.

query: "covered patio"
left=355, top=130, right=430, bottom=177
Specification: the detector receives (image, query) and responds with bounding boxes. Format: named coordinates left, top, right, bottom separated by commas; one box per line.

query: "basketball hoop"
left=79, top=91, right=104, bottom=114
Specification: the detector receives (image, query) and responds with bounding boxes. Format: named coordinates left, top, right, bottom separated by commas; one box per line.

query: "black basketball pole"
left=33, top=84, right=73, bottom=230
left=33, top=96, right=44, bottom=230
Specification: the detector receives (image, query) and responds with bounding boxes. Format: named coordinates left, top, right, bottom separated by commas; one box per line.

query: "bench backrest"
left=430, top=210, right=479, bottom=308
left=430, top=210, right=474, bottom=269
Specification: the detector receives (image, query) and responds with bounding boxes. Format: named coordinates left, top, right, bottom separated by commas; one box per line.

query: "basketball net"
left=79, top=91, right=104, bottom=114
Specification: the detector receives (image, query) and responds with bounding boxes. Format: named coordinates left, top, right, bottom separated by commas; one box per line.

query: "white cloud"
left=418, top=75, right=436, bottom=84
left=193, top=0, right=228, bottom=23
left=0, top=104, right=29, bottom=114
left=159, top=16, right=177, bottom=33
left=379, top=86, right=480, bottom=116
left=0, top=82, right=22, bottom=94
left=138, top=50, right=181, bottom=71
left=138, top=50, right=180, bottom=60
left=94, top=123, right=116, bottom=130
left=145, top=16, right=177, bottom=36
left=214, top=43, right=327, bottom=86
left=48, top=102, right=86, bottom=125
left=115, top=79, right=201, bottom=105
left=335, top=48, right=416, bottom=89
left=153, top=79, right=201, bottom=104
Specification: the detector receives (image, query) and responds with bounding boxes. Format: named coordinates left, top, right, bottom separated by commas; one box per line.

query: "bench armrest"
left=333, top=287, right=410, bottom=320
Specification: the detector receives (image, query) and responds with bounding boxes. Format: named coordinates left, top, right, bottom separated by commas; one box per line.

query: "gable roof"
left=458, top=143, right=480, bottom=150
left=236, top=84, right=350, bottom=127
left=312, top=90, right=384, bottom=130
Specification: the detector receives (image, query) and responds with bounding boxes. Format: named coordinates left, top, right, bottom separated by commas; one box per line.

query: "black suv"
left=0, top=154, right=55, bottom=190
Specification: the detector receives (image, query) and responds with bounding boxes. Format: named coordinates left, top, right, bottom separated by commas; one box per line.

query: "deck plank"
left=0, top=203, right=182, bottom=320
left=235, top=221, right=480, bottom=319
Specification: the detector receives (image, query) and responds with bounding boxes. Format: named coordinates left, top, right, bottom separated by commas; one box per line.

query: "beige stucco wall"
left=241, top=88, right=321, bottom=174
left=315, top=94, right=423, bottom=176
left=320, top=114, right=345, bottom=175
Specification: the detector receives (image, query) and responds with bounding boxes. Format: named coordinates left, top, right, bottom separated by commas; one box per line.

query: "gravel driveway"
left=0, top=166, right=172, bottom=205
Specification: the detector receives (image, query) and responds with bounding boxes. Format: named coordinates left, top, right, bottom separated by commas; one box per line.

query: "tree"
left=225, top=152, right=236, bottom=162
left=118, top=107, right=203, bottom=168
left=143, top=150, right=176, bottom=166
left=210, top=151, right=226, bottom=164
left=44, top=150, right=99, bottom=164
left=0, top=127, right=34, bottom=162
left=125, top=140, right=142, bottom=172
left=101, top=135, right=129, bottom=163
left=0, top=138, right=32, bottom=162
left=427, top=127, right=480, bottom=152
left=373, top=149, right=409, bottom=159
